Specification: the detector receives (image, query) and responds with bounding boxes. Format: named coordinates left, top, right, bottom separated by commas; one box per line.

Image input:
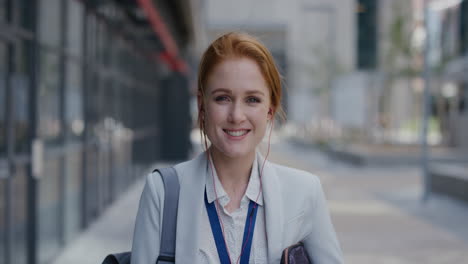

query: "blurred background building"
left=202, top=0, right=467, bottom=146
left=202, top=0, right=468, bottom=238
left=202, top=0, right=467, bottom=200
left=0, top=0, right=199, bottom=263
left=1, top=0, right=468, bottom=264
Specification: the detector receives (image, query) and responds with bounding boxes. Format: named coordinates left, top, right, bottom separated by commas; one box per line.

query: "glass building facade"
left=0, top=0, right=193, bottom=263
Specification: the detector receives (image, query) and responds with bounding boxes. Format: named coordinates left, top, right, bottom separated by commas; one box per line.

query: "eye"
left=215, top=95, right=230, bottom=102
left=246, top=97, right=261, bottom=103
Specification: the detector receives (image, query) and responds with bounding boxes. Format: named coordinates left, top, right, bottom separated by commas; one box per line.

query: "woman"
left=131, top=32, right=343, bottom=264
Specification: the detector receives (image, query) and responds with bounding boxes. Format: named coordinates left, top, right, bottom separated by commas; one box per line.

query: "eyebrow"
left=211, top=88, right=266, bottom=96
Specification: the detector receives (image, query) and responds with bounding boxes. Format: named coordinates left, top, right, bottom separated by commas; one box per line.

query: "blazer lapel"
left=174, top=152, right=207, bottom=263
left=258, top=152, right=284, bottom=262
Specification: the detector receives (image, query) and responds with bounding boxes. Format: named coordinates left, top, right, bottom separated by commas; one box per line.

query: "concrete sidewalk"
left=271, top=141, right=468, bottom=263
left=51, top=141, right=468, bottom=264
left=51, top=176, right=146, bottom=264
left=289, top=137, right=468, bottom=166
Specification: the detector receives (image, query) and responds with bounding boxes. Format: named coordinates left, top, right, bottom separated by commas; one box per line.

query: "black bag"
left=280, top=242, right=312, bottom=264
left=102, top=253, right=131, bottom=264
left=102, top=167, right=180, bottom=264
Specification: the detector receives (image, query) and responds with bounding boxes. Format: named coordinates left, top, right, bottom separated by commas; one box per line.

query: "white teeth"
left=225, top=130, right=248, bottom=137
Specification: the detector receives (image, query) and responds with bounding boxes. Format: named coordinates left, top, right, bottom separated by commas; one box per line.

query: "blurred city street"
left=2, top=0, right=468, bottom=263
left=269, top=139, right=468, bottom=263
left=52, top=136, right=468, bottom=264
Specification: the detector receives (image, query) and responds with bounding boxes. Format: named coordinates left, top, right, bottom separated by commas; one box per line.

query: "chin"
left=213, top=145, right=256, bottom=159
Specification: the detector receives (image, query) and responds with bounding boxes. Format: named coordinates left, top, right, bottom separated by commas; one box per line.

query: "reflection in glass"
left=0, top=77, right=5, bottom=156
left=66, top=0, right=84, bottom=57
left=0, top=42, right=6, bottom=156
left=38, top=0, right=61, bottom=47
left=85, top=72, right=101, bottom=140
left=64, top=149, right=82, bottom=242
left=38, top=156, right=61, bottom=264
left=0, top=0, right=6, bottom=23
left=84, top=148, right=98, bottom=224
left=0, top=27, right=7, bottom=264
left=37, top=50, right=61, bottom=141
left=14, top=40, right=28, bottom=74
left=0, top=41, right=5, bottom=72
left=86, top=13, right=97, bottom=63
left=11, top=165, right=27, bottom=264
left=18, top=0, right=33, bottom=30
left=65, top=61, right=83, bottom=139
left=0, top=180, right=5, bottom=264
left=12, top=73, right=29, bottom=153
left=100, top=25, right=111, bottom=67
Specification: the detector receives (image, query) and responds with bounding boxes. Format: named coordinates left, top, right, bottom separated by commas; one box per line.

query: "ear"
left=267, top=107, right=274, bottom=120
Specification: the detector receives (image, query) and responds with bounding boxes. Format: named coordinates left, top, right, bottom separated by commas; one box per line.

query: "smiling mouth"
left=223, top=129, right=250, bottom=137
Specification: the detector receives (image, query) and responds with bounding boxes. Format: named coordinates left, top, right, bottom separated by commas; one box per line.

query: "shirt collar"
left=205, top=152, right=264, bottom=206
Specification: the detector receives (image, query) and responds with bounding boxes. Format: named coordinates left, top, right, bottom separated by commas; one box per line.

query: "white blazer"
left=131, top=151, right=343, bottom=263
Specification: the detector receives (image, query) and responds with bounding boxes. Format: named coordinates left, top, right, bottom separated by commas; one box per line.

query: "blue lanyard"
left=204, top=190, right=259, bottom=264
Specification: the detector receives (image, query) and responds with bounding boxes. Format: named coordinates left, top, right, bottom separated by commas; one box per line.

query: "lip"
left=223, top=129, right=251, bottom=140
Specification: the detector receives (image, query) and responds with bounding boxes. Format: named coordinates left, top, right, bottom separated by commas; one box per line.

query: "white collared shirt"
left=198, top=155, right=268, bottom=263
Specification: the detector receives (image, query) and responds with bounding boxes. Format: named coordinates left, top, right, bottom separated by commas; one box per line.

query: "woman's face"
left=202, top=57, right=272, bottom=159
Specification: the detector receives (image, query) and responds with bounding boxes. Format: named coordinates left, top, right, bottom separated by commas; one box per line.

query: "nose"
left=228, top=102, right=246, bottom=124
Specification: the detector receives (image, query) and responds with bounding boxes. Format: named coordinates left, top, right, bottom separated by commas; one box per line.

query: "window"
left=0, top=81, right=5, bottom=155
left=0, top=181, right=4, bottom=263
left=38, top=0, right=61, bottom=47
left=12, top=0, right=31, bottom=31
left=460, top=0, right=468, bottom=54
left=66, top=0, right=84, bottom=57
left=10, top=165, right=28, bottom=264
left=65, top=61, right=83, bottom=140
left=86, top=13, right=97, bottom=63
left=18, top=0, right=33, bottom=30
left=37, top=157, right=61, bottom=264
left=0, top=42, right=7, bottom=156
left=84, top=71, right=98, bottom=139
left=37, top=50, right=61, bottom=141
left=12, top=41, right=30, bottom=153
left=12, top=72, right=29, bottom=153
left=13, top=39, right=27, bottom=74
left=0, top=0, right=7, bottom=23
left=37, top=0, right=62, bottom=142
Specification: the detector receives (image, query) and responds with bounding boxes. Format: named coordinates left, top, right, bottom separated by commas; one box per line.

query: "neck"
left=209, top=147, right=255, bottom=196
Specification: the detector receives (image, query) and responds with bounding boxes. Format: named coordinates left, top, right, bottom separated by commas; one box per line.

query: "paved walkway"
left=270, top=141, right=468, bottom=263
left=51, top=174, right=146, bottom=264
left=51, top=140, right=468, bottom=264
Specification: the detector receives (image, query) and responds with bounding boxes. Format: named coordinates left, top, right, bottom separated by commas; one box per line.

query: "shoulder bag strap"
left=154, top=167, right=180, bottom=264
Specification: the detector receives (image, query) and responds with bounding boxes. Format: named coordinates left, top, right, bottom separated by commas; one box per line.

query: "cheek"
left=255, top=106, right=269, bottom=118
left=205, top=107, right=224, bottom=129
left=251, top=109, right=269, bottom=126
